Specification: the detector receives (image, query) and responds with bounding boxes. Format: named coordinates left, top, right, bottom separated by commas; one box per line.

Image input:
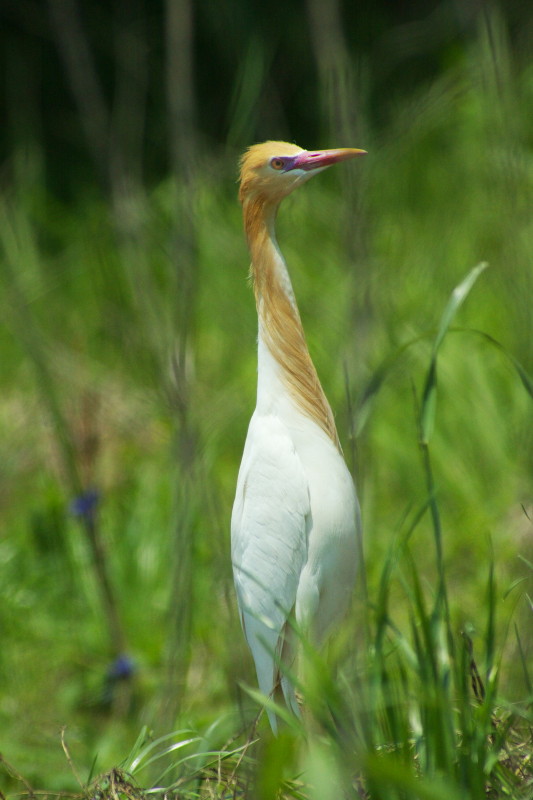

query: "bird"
left=231, top=140, right=366, bottom=732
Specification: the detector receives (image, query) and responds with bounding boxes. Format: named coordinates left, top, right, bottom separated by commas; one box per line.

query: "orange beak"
left=291, top=147, right=367, bottom=171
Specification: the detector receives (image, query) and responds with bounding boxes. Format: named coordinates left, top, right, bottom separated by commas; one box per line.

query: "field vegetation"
left=0, top=4, right=532, bottom=797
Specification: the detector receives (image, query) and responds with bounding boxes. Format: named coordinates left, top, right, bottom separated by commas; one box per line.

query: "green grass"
left=1, top=18, right=533, bottom=799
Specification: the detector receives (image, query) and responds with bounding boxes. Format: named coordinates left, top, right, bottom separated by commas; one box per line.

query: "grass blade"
left=420, top=261, right=488, bottom=444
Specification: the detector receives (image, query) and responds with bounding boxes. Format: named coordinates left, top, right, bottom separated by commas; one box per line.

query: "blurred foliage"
left=0, top=0, right=532, bottom=794
left=1, top=0, right=533, bottom=193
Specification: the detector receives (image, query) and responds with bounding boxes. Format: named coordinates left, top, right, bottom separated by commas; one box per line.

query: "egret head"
left=239, top=140, right=366, bottom=206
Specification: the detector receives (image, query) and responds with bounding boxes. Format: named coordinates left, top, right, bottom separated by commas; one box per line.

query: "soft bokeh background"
left=0, top=0, right=532, bottom=787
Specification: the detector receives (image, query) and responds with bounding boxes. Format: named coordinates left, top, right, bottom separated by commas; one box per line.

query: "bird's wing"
left=231, top=412, right=310, bottom=710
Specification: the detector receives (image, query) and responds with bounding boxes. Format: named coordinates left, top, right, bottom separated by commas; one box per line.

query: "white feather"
left=231, top=331, right=361, bottom=730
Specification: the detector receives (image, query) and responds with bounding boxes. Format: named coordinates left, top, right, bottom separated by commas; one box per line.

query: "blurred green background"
left=0, top=0, right=532, bottom=788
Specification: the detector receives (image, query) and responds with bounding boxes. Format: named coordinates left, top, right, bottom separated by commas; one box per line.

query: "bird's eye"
left=270, top=157, right=285, bottom=171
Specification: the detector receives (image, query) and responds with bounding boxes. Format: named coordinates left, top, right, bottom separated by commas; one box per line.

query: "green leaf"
left=364, top=752, right=465, bottom=800
left=420, top=262, right=488, bottom=443
left=432, top=262, right=488, bottom=356
left=240, top=683, right=305, bottom=734
left=464, top=329, right=533, bottom=401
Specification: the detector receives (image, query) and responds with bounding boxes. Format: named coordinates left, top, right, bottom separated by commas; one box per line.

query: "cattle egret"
left=231, top=141, right=365, bottom=731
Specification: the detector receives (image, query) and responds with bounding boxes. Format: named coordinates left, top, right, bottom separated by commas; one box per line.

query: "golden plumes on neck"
left=241, top=194, right=340, bottom=449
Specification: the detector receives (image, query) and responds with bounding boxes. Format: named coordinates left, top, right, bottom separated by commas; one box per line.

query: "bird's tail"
left=242, top=612, right=301, bottom=733
left=277, top=620, right=301, bottom=719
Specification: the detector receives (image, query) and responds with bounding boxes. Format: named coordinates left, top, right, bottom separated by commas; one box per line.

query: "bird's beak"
left=290, top=147, right=367, bottom=172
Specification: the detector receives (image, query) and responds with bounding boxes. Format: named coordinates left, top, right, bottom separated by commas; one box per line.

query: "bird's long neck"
left=243, top=196, right=340, bottom=449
